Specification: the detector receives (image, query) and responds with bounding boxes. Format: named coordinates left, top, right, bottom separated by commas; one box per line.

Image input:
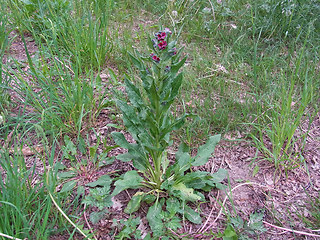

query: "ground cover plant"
left=0, top=0, right=319, bottom=239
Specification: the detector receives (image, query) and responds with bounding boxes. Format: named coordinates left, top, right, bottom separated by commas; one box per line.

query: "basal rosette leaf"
left=147, top=201, right=165, bottom=237
left=124, top=192, right=145, bottom=214
left=86, top=174, right=112, bottom=187
left=112, top=171, right=143, bottom=196
left=192, top=134, right=221, bottom=166
left=183, top=205, right=202, bottom=224
left=171, top=182, right=201, bottom=202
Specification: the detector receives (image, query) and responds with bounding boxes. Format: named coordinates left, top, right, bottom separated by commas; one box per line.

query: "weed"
left=111, top=27, right=226, bottom=238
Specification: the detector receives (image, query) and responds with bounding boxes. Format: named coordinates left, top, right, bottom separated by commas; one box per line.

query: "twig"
left=0, top=232, right=25, bottom=240
left=83, top=204, right=98, bottom=240
left=199, top=182, right=283, bottom=233
left=54, top=57, right=74, bottom=75
left=263, top=221, right=320, bottom=238
left=48, top=192, right=92, bottom=240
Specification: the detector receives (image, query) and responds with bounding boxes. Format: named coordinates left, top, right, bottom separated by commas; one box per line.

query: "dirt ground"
left=2, top=33, right=320, bottom=240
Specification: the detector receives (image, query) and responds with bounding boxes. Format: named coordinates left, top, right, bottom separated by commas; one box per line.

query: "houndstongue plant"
left=111, top=28, right=226, bottom=235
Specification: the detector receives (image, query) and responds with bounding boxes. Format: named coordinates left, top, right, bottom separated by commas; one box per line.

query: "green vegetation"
left=0, top=0, right=319, bottom=239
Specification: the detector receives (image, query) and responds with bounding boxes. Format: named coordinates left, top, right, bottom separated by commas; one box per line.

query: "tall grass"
left=0, top=2, right=11, bottom=113
left=8, top=39, right=110, bottom=137
left=0, top=146, right=58, bottom=239
left=8, top=0, right=114, bottom=71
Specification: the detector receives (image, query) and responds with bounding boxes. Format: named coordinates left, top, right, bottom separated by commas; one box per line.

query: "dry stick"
left=54, top=57, right=75, bottom=75
left=198, top=182, right=284, bottom=233
left=83, top=204, right=98, bottom=240
left=48, top=192, right=92, bottom=240
left=0, top=233, right=25, bottom=240
left=263, top=221, right=320, bottom=238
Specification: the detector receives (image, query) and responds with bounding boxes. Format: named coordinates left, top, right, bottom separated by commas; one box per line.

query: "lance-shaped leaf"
left=211, top=168, right=228, bottom=183
left=183, top=205, right=202, bottom=224
left=86, top=174, right=112, bottom=187
left=124, top=78, right=143, bottom=108
left=170, top=56, right=187, bottom=76
left=111, top=132, right=149, bottom=170
left=192, top=134, right=221, bottom=166
left=168, top=72, right=183, bottom=101
left=128, top=52, right=143, bottom=70
left=147, top=36, right=155, bottom=50
left=160, top=114, right=188, bottom=139
left=112, top=171, right=143, bottom=196
left=60, top=180, right=77, bottom=193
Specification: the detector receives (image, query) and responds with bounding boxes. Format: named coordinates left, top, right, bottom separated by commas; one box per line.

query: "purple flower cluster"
left=150, top=28, right=176, bottom=63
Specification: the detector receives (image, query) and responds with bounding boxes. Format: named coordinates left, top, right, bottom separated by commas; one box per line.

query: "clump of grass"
left=0, top=146, right=58, bottom=239
left=0, top=2, right=12, bottom=113
left=8, top=37, right=110, bottom=137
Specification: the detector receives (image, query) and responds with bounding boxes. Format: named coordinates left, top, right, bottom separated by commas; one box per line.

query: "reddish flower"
left=169, top=47, right=177, bottom=55
left=158, top=40, right=167, bottom=50
left=150, top=53, right=160, bottom=63
left=157, top=32, right=166, bottom=41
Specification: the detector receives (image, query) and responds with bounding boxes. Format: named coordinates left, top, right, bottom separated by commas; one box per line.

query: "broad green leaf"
left=192, top=134, right=221, bottom=166
left=86, top=175, right=112, bottom=187
left=167, top=215, right=182, bottom=231
left=115, top=152, right=132, bottom=162
left=223, top=225, right=238, bottom=240
left=112, top=134, right=148, bottom=169
left=169, top=72, right=183, bottom=100
left=98, top=156, right=115, bottom=167
left=143, top=194, right=156, bottom=204
left=231, top=216, right=244, bottom=229
left=83, top=186, right=112, bottom=210
left=112, top=132, right=131, bottom=149
left=57, top=171, right=75, bottom=179
left=171, top=56, right=187, bottom=76
left=174, top=153, right=191, bottom=175
left=147, top=202, right=164, bottom=237
left=112, top=171, right=143, bottom=196
left=176, top=142, right=190, bottom=159
left=60, top=180, right=77, bottom=193
left=183, top=205, right=202, bottom=224
left=124, top=192, right=145, bottom=214
left=89, top=146, right=97, bottom=159
left=183, top=172, right=209, bottom=190
left=166, top=198, right=180, bottom=215
left=172, top=182, right=201, bottom=202
left=211, top=168, right=228, bottom=183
